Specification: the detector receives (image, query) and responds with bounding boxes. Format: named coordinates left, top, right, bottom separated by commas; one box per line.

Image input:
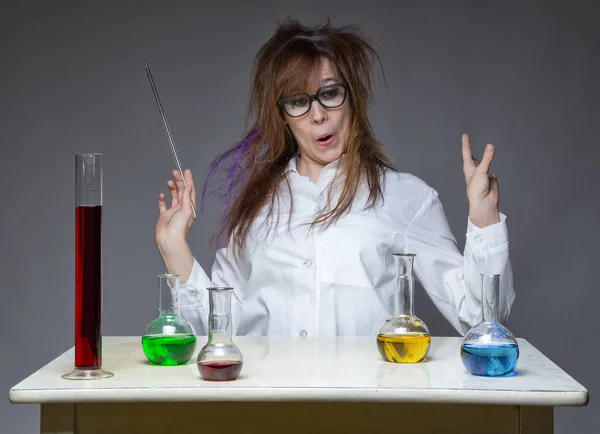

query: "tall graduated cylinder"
left=62, top=154, right=113, bottom=380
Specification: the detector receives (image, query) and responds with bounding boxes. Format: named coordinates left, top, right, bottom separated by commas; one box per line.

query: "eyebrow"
left=320, top=77, right=337, bottom=85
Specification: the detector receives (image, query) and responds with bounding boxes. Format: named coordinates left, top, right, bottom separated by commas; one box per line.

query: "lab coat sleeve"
left=404, top=188, right=515, bottom=335
left=178, top=248, right=247, bottom=336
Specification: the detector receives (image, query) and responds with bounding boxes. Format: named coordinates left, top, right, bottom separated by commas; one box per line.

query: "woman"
left=155, top=19, right=514, bottom=337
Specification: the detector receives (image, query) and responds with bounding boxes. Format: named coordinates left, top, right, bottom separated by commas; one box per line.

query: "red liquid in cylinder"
left=75, top=205, right=102, bottom=369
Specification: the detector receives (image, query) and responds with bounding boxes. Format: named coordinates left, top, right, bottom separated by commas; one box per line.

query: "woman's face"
left=282, top=58, right=351, bottom=167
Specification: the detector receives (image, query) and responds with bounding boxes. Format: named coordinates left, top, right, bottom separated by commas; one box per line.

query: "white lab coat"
left=179, top=155, right=515, bottom=337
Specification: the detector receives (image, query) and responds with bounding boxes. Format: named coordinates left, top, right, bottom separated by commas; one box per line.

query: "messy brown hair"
left=203, top=18, right=396, bottom=255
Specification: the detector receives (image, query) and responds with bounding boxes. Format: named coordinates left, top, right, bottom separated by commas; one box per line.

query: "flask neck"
left=207, top=288, right=233, bottom=342
left=158, top=274, right=180, bottom=316
left=393, top=254, right=415, bottom=316
left=480, top=274, right=500, bottom=323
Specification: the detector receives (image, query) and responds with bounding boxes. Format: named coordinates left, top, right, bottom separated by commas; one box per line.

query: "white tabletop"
left=9, top=336, right=588, bottom=406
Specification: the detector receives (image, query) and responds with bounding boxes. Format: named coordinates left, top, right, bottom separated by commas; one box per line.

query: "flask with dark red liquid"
left=62, top=154, right=113, bottom=380
left=197, top=287, right=243, bottom=381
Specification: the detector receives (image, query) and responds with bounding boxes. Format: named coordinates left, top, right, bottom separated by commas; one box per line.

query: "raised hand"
left=461, top=134, right=500, bottom=228
left=155, top=169, right=196, bottom=252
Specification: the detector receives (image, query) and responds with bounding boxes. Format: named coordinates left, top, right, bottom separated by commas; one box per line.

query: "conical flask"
left=142, top=274, right=197, bottom=365
left=377, top=253, right=431, bottom=363
left=461, top=274, right=519, bottom=376
left=197, top=287, right=243, bottom=381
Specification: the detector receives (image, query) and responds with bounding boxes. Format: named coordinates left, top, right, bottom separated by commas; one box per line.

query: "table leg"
left=520, top=406, right=554, bottom=434
left=41, top=403, right=75, bottom=434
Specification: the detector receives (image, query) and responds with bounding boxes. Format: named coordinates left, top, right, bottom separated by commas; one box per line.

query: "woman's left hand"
left=462, top=133, right=500, bottom=228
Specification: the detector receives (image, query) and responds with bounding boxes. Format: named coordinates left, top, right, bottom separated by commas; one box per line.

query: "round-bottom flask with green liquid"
left=142, top=274, right=197, bottom=366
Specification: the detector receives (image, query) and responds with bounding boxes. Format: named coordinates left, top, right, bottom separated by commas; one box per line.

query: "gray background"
left=1, top=0, right=597, bottom=432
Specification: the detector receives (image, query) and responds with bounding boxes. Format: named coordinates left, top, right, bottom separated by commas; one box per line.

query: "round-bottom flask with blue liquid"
left=461, top=274, right=519, bottom=377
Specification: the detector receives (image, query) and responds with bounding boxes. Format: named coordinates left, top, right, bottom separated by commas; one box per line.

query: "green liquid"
left=142, top=334, right=197, bottom=366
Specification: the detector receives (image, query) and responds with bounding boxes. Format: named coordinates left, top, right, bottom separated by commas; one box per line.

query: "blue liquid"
left=461, top=343, right=519, bottom=376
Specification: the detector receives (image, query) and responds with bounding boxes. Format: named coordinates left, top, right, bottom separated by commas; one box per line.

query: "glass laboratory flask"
left=197, top=287, right=243, bottom=381
left=62, top=154, right=113, bottom=380
left=377, top=253, right=431, bottom=363
left=461, top=274, right=519, bottom=376
left=142, top=274, right=197, bottom=366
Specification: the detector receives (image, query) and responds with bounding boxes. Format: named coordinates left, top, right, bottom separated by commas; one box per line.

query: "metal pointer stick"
left=144, top=59, right=197, bottom=219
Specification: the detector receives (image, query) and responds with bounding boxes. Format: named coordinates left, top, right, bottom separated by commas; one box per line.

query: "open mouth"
left=317, top=135, right=334, bottom=146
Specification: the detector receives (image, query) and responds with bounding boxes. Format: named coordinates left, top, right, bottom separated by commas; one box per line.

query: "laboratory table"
left=9, top=336, right=588, bottom=433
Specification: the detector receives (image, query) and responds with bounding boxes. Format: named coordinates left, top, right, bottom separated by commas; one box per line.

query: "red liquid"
left=75, top=205, right=102, bottom=369
left=199, top=360, right=242, bottom=381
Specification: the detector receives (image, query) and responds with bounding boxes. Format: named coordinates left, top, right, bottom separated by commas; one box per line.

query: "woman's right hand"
left=155, top=169, right=196, bottom=253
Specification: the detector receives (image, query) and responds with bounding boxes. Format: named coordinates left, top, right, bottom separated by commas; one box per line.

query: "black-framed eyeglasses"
left=278, top=83, right=349, bottom=118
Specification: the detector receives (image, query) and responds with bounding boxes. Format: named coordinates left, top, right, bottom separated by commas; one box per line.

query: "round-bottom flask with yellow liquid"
left=377, top=254, right=431, bottom=363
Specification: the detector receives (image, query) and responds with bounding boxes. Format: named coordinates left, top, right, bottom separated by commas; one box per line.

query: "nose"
left=309, top=99, right=328, bottom=124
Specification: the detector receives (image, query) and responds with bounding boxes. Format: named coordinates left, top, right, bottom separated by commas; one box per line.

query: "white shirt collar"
left=285, top=153, right=347, bottom=178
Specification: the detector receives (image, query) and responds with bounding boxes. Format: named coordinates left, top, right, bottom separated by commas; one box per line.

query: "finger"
left=461, top=133, right=473, bottom=162
left=462, top=135, right=476, bottom=167
left=173, top=170, right=185, bottom=203
left=183, top=169, right=194, bottom=185
left=157, top=193, right=178, bottom=221
left=489, top=173, right=499, bottom=194
left=158, top=193, right=168, bottom=214
left=464, top=157, right=480, bottom=183
left=476, top=144, right=495, bottom=174
left=180, top=185, right=194, bottom=219
left=183, top=169, right=196, bottom=206
left=168, top=180, right=178, bottom=207
left=462, top=134, right=478, bottom=183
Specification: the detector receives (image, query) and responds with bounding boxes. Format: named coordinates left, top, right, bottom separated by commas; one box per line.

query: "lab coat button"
left=300, top=330, right=308, bottom=337
left=302, top=259, right=312, bottom=268
left=474, top=236, right=483, bottom=245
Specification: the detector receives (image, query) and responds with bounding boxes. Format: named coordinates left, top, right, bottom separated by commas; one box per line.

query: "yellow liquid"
left=377, top=333, right=431, bottom=363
